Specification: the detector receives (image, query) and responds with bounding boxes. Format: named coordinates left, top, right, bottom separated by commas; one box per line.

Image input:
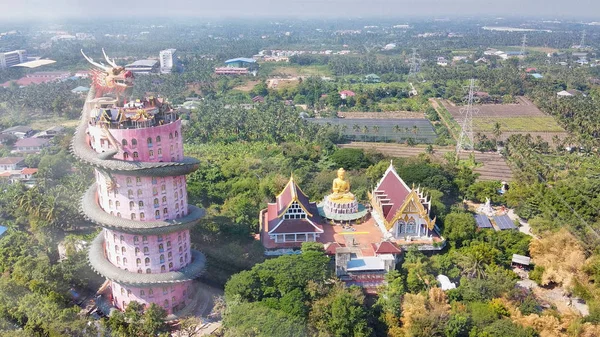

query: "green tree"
left=443, top=212, right=477, bottom=248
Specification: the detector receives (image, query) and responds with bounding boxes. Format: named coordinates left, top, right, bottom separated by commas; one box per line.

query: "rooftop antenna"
left=519, top=34, right=527, bottom=57
left=456, top=79, right=479, bottom=154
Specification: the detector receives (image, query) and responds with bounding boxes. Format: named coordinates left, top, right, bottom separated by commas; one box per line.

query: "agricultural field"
left=339, top=142, right=514, bottom=182
left=307, top=118, right=437, bottom=143
left=336, top=111, right=425, bottom=119
left=439, top=97, right=568, bottom=144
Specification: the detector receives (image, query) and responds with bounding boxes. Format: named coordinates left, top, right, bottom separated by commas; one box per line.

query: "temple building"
left=370, top=163, right=445, bottom=250
left=73, top=50, right=206, bottom=318
left=259, top=175, right=324, bottom=255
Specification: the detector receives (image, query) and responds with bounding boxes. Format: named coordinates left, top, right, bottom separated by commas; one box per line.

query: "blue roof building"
left=224, top=57, right=258, bottom=70
left=0, top=226, right=7, bottom=239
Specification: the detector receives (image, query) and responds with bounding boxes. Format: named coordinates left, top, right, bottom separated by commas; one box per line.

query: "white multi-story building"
left=0, top=50, right=27, bottom=69
left=159, top=49, right=177, bottom=74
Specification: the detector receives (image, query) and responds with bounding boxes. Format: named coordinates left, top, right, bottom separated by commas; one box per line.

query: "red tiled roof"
left=325, top=242, right=344, bottom=255
left=373, top=163, right=411, bottom=223
left=0, top=172, right=12, bottom=177
left=373, top=241, right=402, bottom=254
left=0, top=157, right=24, bottom=165
left=21, top=168, right=38, bottom=175
left=339, top=90, right=356, bottom=96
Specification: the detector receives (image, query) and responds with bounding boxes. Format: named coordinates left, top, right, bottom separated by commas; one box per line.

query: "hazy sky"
left=1, top=0, right=599, bottom=20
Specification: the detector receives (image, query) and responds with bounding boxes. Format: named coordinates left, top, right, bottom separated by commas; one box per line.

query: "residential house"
left=339, top=90, right=356, bottom=99
left=12, top=138, right=50, bottom=153
left=0, top=157, right=25, bottom=171
left=1, top=125, right=33, bottom=139
left=364, top=74, right=381, bottom=83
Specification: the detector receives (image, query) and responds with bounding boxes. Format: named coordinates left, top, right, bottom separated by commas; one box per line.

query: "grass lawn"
left=473, top=117, right=564, bottom=132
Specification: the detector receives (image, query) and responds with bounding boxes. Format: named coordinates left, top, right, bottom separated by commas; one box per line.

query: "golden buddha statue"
left=329, top=168, right=356, bottom=203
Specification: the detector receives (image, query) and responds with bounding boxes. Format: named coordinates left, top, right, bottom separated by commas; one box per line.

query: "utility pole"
left=520, top=34, right=527, bottom=56
left=456, top=79, right=479, bottom=154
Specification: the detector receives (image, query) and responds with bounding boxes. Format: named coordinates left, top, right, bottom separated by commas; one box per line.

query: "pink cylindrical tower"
left=72, top=56, right=206, bottom=317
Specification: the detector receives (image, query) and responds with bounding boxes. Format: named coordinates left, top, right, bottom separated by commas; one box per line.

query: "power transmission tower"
left=519, top=34, right=527, bottom=56
left=408, top=48, right=419, bottom=78
left=456, top=79, right=479, bottom=154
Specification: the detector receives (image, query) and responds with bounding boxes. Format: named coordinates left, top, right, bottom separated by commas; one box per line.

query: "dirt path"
left=429, top=98, right=459, bottom=141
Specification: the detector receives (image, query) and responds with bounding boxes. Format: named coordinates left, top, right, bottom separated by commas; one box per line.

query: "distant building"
left=0, top=157, right=25, bottom=171
left=159, top=49, right=178, bottom=74
left=224, top=57, right=258, bottom=71
left=530, top=73, right=543, bottom=79
left=124, top=60, right=159, bottom=74
left=71, top=86, right=90, bottom=94
left=335, top=247, right=397, bottom=293
left=33, top=125, right=65, bottom=139
left=12, top=138, right=50, bottom=153
left=364, top=74, right=381, bottom=83
left=339, top=90, right=356, bottom=99
left=1, top=125, right=33, bottom=139
left=0, top=50, right=27, bottom=69
left=437, top=57, right=448, bottom=66
left=214, top=67, right=249, bottom=75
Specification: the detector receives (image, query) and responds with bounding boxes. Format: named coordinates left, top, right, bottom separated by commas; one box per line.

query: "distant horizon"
left=1, top=0, right=599, bottom=23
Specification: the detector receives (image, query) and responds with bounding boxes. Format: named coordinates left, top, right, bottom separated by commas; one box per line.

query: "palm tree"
left=412, top=125, right=418, bottom=135
left=362, top=126, right=369, bottom=141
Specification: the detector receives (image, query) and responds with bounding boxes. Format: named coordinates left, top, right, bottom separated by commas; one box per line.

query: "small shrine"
left=318, top=168, right=368, bottom=223
left=477, top=197, right=495, bottom=217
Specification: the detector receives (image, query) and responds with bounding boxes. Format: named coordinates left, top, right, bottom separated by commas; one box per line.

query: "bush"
left=528, top=265, right=544, bottom=285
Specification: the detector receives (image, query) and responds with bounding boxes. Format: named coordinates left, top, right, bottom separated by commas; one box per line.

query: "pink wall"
left=111, top=280, right=194, bottom=314
left=104, top=229, right=191, bottom=274
left=88, top=120, right=184, bottom=162
left=96, top=172, right=188, bottom=221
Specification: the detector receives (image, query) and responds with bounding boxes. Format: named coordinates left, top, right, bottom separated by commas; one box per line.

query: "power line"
left=456, top=79, right=478, bottom=154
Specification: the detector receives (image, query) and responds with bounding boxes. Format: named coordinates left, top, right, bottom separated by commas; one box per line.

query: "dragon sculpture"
left=81, top=48, right=133, bottom=93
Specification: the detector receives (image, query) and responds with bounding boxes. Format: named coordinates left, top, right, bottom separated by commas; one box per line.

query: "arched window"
left=158, top=148, right=162, bottom=155
left=179, top=246, right=183, bottom=252
left=163, top=299, right=169, bottom=307
left=149, top=289, right=154, bottom=295
left=121, top=246, right=126, bottom=254
left=162, top=196, right=167, bottom=204
left=161, top=184, right=166, bottom=193
left=123, top=257, right=128, bottom=265
left=155, top=210, right=160, bottom=219
left=114, top=245, right=118, bottom=253
left=168, top=262, right=173, bottom=270
left=145, top=257, right=150, bottom=266
left=121, top=288, right=125, bottom=295
left=185, top=253, right=188, bottom=261
left=138, top=201, right=144, bottom=207
left=129, top=201, right=135, bottom=210
left=131, top=138, right=137, bottom=147
left=153, top=198, right=159, bottom=207
left=126, top=177, right=132, bottom=185
left=152, top=177, right=157, bottom=185
left=133, top=236, right=139, bottom=243
left=137, top=269, right=142, bottom=273
left=169, top=132, right=173, bottom=139
left=122, top=301, right=126, bottom=309
left=136, top=258, right=141, bottom=266
left=161, top=265, right=166, bottom=272
left=123, top=152, right=129, bottom=160
left=147, top=137, right=153, bottom=146
left=156, top=136, right=161, bottom=143
left=128, top=190, right=133, bottom=198
left=142, top=235, right=148, bottom=242
left=160, top=255, right=165, bottom=263
left=146, top=268, right=151, bottom=274
left=120, top=235, right=124, bottom=243
left=172, top=296, right=176, bottom=305
left=143, top=246, right=149, bottom=254
left=159, top=244, right=164, bottom=252
left=178, top=235, right=181, bottom=242
left=135, top=247, right=140, bottom=255
left=140, top=290, right=145, bottom=296
left=174, top=192, right=178, bottom=199
left=116, top=256, right=120, bottom=264
left=179, top=256, right=184, bottom=264
left=153, top=187, right=158, bottom=196
left=109, top=200, right=113, bottom=208
left=130, top=213, right=136, bottom=220
left=168, top=251, right=172, bottom=258
left=115, top=201, right=120, bottom=208
left=133, top=152, right=139, bottom=159
left=140, top=212, right=145, bottom=220
left=117, top=212, right=121, bottom=218
left=163, top=208, right=168, bottom=215
left=175, top=131, right=178, bottom=138
left=166, top=241, right=171, bottom=248
left=149, top=150, right=154, bottom=157
left=137, top=189, right=142, bottom=197
left=122, top=139, right=128, bottom=146
left=113, top=234, right=117, bottom=242
left=162, top=287, right=168, bottom=294
left=157, top=235, right=163, bottom=242
left=136, top=177, right=141, bottom=184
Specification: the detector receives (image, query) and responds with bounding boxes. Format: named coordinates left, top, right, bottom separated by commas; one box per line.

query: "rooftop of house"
left=14, top=138, right=50, bottom=147
left=126, top=59, right=159, bottom=67
left=21, top=168, right=38, bottom=175
left=225, top=57, right=256, bottom=64
left=1, top=125, right=33, bottom=134
left=0, top=157, right=25, bottom=165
